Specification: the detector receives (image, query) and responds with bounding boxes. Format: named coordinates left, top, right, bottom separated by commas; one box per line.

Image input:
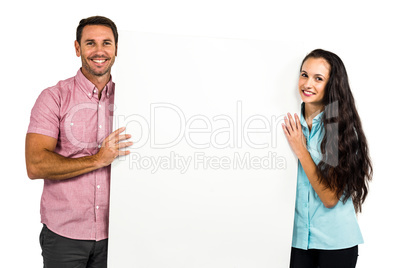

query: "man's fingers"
left=107, top=127, right=126, bottom=141
left=115, top=134, right=132, bottom=143
left=118, top=150, right=131, bottom=156
left=117, top=141, right=133, bottom=149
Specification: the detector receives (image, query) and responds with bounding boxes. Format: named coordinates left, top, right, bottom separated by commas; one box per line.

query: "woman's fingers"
left=284, top=113, right=295, bottom=133
left=294, top=113, right=300, bottom=130
left=287, top=113, right=298, bottom=131
left=282, top=123, right=290, bottom=137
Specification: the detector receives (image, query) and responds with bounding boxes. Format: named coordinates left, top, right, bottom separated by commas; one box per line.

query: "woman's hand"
left=282, top=113, right=307, bottom=158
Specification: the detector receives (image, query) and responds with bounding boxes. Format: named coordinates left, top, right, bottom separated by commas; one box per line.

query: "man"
left=25, top=16, right=131, bottom=267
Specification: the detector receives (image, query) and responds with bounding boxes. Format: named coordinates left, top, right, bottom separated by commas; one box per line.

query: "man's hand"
left=94, top=127, right=133, bottom=168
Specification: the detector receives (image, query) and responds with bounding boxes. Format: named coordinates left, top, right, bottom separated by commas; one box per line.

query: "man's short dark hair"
left=76, top=16, right=118, bottom=44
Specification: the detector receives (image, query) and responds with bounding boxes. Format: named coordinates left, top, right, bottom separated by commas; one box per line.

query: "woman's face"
left=298, top=57, right=331, bottom=107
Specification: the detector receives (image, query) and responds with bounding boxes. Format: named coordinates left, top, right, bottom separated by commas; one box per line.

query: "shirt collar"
left=300, top=102, right=324, bottom=129
left=75, top=69, right=114, bottom=100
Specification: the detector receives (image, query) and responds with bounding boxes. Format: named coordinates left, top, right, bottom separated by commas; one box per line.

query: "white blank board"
left=109, top=32, right=302, bottom=267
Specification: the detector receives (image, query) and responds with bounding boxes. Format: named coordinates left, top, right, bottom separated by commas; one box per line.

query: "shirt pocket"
left=62, top=120, right=97, bottom=156
left=65, top=121, right=86, bottom=146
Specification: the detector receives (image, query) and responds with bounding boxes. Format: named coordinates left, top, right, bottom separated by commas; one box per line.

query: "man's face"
left=75, top=25, right=117, bottom=80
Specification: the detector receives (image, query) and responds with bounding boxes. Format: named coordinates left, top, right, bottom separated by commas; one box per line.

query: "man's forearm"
left=25, top=128, right=132, bottom=181
left=26, top=149, right=102, bottom=180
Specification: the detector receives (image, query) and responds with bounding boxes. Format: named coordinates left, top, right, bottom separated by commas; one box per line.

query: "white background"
left=1, top=0, right=401, bottom=267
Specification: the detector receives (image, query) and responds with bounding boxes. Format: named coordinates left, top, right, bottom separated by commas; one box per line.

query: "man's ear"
left=115, top=42, right=118, bottom=56
left=74, top=40, right=81, bottom=57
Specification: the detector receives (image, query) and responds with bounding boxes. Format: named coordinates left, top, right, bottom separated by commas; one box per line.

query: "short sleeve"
left=27, top=88, right=61, bottom=139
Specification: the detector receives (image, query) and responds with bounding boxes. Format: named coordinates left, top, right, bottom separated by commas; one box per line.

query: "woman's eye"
left=301, top=73, right=308, bottom=78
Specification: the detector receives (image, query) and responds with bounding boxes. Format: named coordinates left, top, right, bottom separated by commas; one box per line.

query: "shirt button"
left=97, top=185, right=100, bottom=189
left=96, top=206, right=99, bottom=210
left=70, top=123, right=74, bottom=126
left=99, top=104, right=102, bottom=107
left=304, top=203, right=308, bottom=208
left=98, top=144, right=102, bottom=148
left=99, top=125, right=102, bottom=128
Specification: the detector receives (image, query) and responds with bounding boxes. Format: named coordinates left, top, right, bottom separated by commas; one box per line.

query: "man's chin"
left=88, top=68, right=111, bottom=77
left=93, top=72, right=109, bottom=77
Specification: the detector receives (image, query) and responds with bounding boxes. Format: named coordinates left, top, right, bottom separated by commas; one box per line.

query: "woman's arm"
left=282, top=113, right=339, bottom=208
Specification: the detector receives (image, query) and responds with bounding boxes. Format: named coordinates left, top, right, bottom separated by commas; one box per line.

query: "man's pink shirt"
left=28, top=69, right=115, bottom=241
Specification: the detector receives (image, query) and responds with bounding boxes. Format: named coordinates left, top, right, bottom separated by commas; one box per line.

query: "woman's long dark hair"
left=301, top=49, right=372, bottom=212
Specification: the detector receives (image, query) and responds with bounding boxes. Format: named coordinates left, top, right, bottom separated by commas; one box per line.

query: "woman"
left=282, top=49, right=372, bottom=268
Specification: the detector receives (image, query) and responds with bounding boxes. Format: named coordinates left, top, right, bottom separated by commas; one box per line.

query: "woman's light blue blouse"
left=292, top=108, right=364, bottom=250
